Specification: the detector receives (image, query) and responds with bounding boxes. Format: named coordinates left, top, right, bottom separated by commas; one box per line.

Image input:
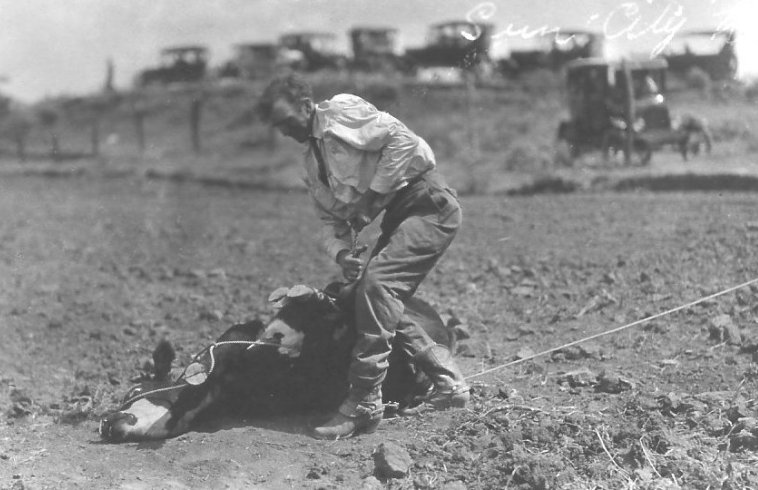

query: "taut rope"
left=466, top=277, right=758, bottom=381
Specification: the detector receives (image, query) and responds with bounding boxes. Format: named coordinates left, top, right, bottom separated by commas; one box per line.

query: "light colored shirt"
left=306, top=93, right=436, bottom=261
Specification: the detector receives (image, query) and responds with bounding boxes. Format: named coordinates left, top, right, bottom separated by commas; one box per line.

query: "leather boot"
left=413, top=344, right=470, bottom=410
left=312, top=387, right=383, bottom=440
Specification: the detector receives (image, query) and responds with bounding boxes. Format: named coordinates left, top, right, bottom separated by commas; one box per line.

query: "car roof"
left=280, top=32, right=336, bottom=39
left=349, top=27, right=398, bottom=34
left=430, top=20, right=494, bottom=30
left=673, top=29, right=734, bottom=38
left=234, top=42, right=277, bottom=49
left=161, top=45, right=208, bottom=54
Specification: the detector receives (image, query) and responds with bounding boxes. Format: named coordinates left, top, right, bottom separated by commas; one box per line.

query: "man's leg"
left=313, top=203, right=461, bottom=439
left=394, top=309, right=470, bottom=410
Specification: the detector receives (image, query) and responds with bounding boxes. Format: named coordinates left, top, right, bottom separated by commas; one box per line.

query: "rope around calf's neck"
left=118, top=339, right=285, bottom=409
left=465, top=276, right=758, bottom=381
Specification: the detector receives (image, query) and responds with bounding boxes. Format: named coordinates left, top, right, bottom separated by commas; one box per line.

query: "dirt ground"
left=1, top=174, right=758, bottom=489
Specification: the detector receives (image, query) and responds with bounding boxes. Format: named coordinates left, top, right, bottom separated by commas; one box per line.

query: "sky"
left=0, top=0, right=752, bottom=102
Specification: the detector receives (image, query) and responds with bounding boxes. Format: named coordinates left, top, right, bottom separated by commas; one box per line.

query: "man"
left=258, top=74, right=469, bottom=439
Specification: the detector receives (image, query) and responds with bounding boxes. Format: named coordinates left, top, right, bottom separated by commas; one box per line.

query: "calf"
left=99, top=283, right=452, bottom=442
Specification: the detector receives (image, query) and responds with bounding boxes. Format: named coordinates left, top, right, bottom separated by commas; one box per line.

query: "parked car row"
left=135, top=22, right=738, bottom=88
left=135, top=22, right=611, bottom=87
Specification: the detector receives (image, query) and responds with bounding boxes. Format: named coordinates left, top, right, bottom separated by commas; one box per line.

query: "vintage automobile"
left=663, top=30, right=738, bottom=81
left=556, top=57, right=711, bottom=165
left=278, top=32, right=347, bottom=72
left=349, top=27, right=406, bottom=72
left=508, top=30, right=604, bottom=74
left=217, top=43, right=302, bottom=79
left=404, top=21, right=495, bottom=80
left=137, top=46, right=209, bottom=87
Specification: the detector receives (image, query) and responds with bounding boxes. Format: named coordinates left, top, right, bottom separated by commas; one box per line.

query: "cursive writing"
left=465, top=2, right=569, bottom=44
left=463, top=0, right=698, bottom=59
left=601, top=1, right=687, bottom=57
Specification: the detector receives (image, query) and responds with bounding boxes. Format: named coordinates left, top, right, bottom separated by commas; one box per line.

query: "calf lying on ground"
left=99, top=283, right=454, bottom=442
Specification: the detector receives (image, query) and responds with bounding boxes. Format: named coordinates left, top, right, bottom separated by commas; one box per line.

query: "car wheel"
left=554, top=139, right=575, bottom=167
left=635, top=140, right=653, bottom=166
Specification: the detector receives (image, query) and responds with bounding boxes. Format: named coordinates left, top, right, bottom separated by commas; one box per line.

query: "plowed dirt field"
left=2, top=175, right=757, bottom=489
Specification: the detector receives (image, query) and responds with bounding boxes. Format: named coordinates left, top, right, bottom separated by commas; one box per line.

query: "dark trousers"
left=348, top=170, right=462, bottom=393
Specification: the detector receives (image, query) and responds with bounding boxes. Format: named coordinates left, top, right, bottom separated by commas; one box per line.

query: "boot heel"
left=427, top=387, right=471, bottom=410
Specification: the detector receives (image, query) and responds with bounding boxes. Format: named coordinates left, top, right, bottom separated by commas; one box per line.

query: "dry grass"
left=1, top=71, right=756, bottom=193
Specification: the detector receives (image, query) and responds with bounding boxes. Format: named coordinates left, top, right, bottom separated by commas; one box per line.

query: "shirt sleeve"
left=323, top=95, right=421, bottom=194
left=312, top=197, right=352, bottom=262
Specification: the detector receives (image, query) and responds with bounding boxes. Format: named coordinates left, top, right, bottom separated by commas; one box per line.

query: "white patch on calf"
left=262, top=319, right=304, bottom=358
left=118, top=399, right=173, bottom=439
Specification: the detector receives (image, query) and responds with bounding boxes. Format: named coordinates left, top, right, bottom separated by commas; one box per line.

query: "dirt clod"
left=372, top=441, right=412, bottom=479
left=596, top=371, right=635, bottom=393
left=558, top=368, right=596, bottom=388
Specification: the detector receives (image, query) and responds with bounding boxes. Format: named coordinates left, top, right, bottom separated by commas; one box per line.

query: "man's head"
left=258, top=74, right=315, bottom=143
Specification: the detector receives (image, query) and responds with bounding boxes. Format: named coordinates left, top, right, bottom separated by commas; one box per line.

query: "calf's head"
left=99, top=378, right=217, bottom=442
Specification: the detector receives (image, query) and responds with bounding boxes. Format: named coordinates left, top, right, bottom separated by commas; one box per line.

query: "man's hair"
left=257, top=73, right=313, bottom=121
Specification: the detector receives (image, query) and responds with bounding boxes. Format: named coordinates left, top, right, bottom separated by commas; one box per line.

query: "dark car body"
left=278, top=32, right=347, bottom=72
left=508, top=30, right=604, bottom=74
left=663, top=30, right=737, bottom=80
left=138, top=46, right=208, bottom=87
left=218, top=43, right=297, bottom=79
left=349, top=27, right=405, bottom=72
left=404, top=21, right=494, bottom=70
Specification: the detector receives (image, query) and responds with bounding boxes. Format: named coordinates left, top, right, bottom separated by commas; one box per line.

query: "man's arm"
left=312, top=198, right=352, bottom=263
left=312, top=198, right=366, bottom=281
left=349, top=189, right=382, bottom=231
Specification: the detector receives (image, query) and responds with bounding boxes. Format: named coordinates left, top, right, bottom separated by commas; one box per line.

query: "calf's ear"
left=286, top=284, right=315, bottom=299
left=269, top=284, right=316, bottom=309
left=152, top=339, right=175, bottom=381
left=268, top=287, right=290, bottom=303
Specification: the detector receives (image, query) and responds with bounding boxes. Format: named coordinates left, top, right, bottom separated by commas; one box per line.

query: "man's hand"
left=336, top=249, right=364, bottom=282
left=349, top=214, right=371, bottom=232
left=349, top=189, right=382, bottom=231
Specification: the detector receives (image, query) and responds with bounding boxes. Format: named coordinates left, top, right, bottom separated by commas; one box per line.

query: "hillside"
left=1, top=71, right=757, bottom=194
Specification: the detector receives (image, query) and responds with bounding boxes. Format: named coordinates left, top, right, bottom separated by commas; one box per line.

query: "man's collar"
left=309, top=103, right=325, bottom=139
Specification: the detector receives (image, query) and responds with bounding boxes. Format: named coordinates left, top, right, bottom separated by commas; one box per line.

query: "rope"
left=119, top=384, right=185, bottom=408
left=118, top=339, right=284, bottom=409
left=116, top=277, right=758, bottom=405
left=465, top=276, right=758, bottom=381
left=205, top=340, right=285, bottom=373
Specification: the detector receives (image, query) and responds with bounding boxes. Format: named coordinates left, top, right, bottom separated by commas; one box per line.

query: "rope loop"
left=118, top=339, right=283, bottom=409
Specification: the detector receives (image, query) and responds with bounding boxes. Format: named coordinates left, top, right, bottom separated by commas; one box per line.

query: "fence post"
left=91, top=116, right=100, bottom=157
left=89, top=94, right=114, bottom=158
left=190, top=95, right=204, bottom=154
left=465, top=71, right=480, bottom=161
left=36, top=107, right=60, bottom=162
left=621, top=59, right=636, bottom=166
left=15, top=135, right=26, bottom=162
left=132, top=101, right=146, bottom=155
left=51, top=134, right=60, bottom=162
left=8, top=112, right=30, bottom=163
